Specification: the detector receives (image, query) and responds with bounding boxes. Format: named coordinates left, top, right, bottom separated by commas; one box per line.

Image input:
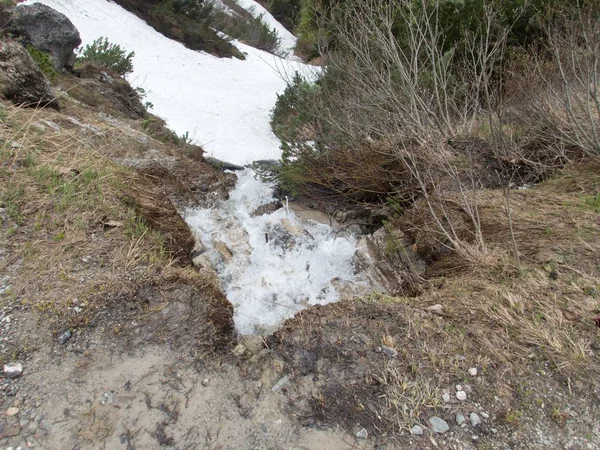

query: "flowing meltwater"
left=185, top=171, right=360, bottom=334
left=32, top=0, right=365, bottom=333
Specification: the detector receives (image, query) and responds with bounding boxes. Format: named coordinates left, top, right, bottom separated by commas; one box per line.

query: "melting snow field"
left=30, top=0, right=361, bottom=333
left=29, top=0, right=315, bottom=165
left=186, top=171, right=358, bottom=334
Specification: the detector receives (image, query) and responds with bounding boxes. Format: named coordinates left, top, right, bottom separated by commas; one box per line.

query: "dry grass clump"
left=0, top=101, right=190, bottom=335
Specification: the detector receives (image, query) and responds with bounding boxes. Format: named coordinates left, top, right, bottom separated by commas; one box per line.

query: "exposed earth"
left=1, top=1, right=600, bottom=450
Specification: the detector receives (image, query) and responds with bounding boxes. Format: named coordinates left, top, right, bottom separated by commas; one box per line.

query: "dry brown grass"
left=0, top=99, right=202, bottom=339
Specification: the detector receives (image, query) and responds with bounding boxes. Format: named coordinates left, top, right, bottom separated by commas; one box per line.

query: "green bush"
left=271, top=72, right=319, bottom=141
left=26, top=46, right=57, bottom=80
left=77, top=37, right=135, bottom=76
left=212, top=9, right=280, bottom=53
left=268, top=0, right=301, bottom=32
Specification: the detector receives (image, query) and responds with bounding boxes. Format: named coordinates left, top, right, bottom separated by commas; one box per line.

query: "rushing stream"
left=185, top=170, right=360, bottom=334
left=32, top=0, right=363, bottom=333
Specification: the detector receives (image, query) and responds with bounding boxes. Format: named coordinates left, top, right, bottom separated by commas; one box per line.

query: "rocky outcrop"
left=59, top=63, right=146, bottom=119
left=0, top=40, right=59, bottom=109
left=10, top=3, right=81, bottom=71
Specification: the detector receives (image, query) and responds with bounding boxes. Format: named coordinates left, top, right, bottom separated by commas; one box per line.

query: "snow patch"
left=28, top=0, right=317, bottom=165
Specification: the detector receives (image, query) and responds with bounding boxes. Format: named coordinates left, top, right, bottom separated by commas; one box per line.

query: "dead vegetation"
left=264, top=1, right=600, bottom=445
left=0, top=67, right=236, bottom=366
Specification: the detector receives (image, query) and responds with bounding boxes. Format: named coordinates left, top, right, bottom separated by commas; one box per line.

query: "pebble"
left=470, top=413, right=482, bottom=426
left=427, top=304, right=444, bottom=315
left=4, top=362, right=23, bottom=378
left=468, top=367, right=478, bottom=376
left=456, top=391, right=467, bottom=401
left=455, top=384, right=463, bottom=391
left=201, top=378, right=210, bottom=387
left=381, top=345, right=398, bottom=358
left=356, top=428, right=368, bottom=439
left=410, top=425, right=424, bottom=435
left=428, top=417, right=449, bottom=434
left=58, top=330, right=72, bottom=345
left=480, top=412, right=490, bottom=419
left=6, top=407, right=19, bottom=416
left=456, top=414, right=466, bottom=425
left=374, top=346, right=382, bottom=353
left=271, top=375, right=290, bottom=393
left=100, top=391, right=115, bottom=405
left=442, top=393, right=451, bottom=403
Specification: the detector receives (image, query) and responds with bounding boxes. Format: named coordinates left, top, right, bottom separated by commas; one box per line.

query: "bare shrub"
left=516, top=7, right=600, bottom=158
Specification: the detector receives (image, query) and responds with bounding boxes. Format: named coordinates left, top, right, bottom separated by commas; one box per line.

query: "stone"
left=3, top=363, right=23, bottom=379
left=10, top=4, right=81, bottom=71
left=201, top=378, right=210, bottom=387
left=204, top=157, right=244, bottom=172
left=100, top=391, right=115, bottom=405
left=251, top=201, right=283, bottom=217
left=410, top=425, right=424, bottom=435
left=456, top=391, right=467, bottom=401
left=456, top=414, right=466, bottom=425
left=468, top=367, right=478, bottom=376
left=6, top=407, right=19, bottom=417
left=1, top=420, right=21, bottom=438
left=334, top=211, right=348, bottom=223
left=470, top=413, right=482, bottom=426
left=381, top=345, right=398, bottom=358
left=58, top=329, right=71, bottom=345
left=442, top=393, right=451, bottom=403
left=455, top=384, right=463, bottom=391
left=356, top=428, right=368, bottom=439
left=480, top=412, right=490, bottom=419
left=214, top=241, right=233, bottom=261
left=428, top=417, right=449, bottom=434
left=0, top=40, right=59, bottom=110
left=427, top=304, right=443, bottom=315
left=271, top=375, right=290, bottom=393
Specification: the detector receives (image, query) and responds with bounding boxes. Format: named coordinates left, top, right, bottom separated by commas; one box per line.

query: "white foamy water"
left=30, top=0, right=359, bottom=333
left=185, top=170, right=359, bottom=334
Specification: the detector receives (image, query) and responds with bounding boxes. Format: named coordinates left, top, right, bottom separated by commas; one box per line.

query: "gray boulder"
left=10, top=3, right=81, bottom=71
left=0, top=40, right=59, bottom=109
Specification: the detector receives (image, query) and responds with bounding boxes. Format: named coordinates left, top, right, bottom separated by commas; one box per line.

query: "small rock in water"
left=470, top=413, right=482, bottom=426
left=468, top=367, right=478, bottom=376
left=58, top=330, right=72, bottom=345
left=456, top=414, right=466, bottom=425
left=356, top=428, right=368, bottom=439
left=4, top=363, right=23, bottom=378
left=6, top=407, right=19, bottom=416
left=381, top=345, right=398, bottom=358
left=442, top=393, right=451, bottom=403
left=427, top=304, right=444, bottom=315
left=410, top=425, right=424, bottom=435
left=428, top=417, right=449, bottom=434
left=271, top=375, right=290, bottom=393
left=456, top=391, right=467, bottom=401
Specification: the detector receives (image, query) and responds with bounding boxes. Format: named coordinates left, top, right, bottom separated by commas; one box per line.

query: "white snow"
left=232, top=0, right=299, bottom=57
left=185, top=170, right=358, bottom=334
left=27, top=0, right=361, bottom=333
left=27, top=0, right=315, bottom=165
